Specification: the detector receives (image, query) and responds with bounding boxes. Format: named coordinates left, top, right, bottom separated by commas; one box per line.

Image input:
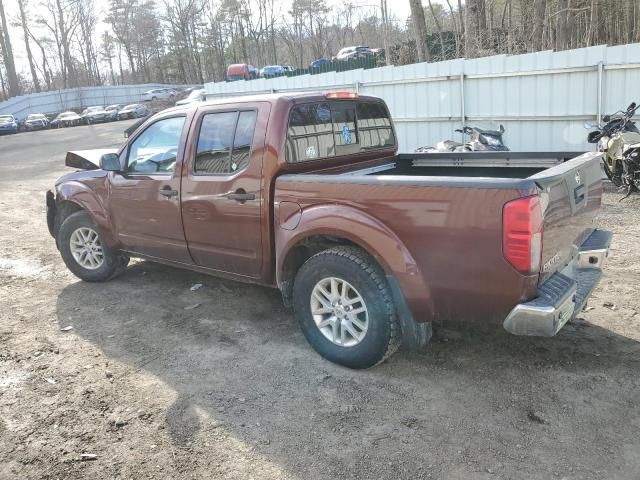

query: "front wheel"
left=58, top=211, right=128, bottom=282
left=293, top=246, right=400, bottom=369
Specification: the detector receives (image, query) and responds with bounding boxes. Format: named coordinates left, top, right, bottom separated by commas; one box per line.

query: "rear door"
left=180, top=103, right=268, bottom=278
left=530, top=152, right=603, bottom=282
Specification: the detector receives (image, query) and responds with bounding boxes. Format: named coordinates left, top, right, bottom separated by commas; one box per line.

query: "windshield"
left=27, top=114, right=45, bottom=120
left=123, top=104, right=137, bottom=110
left=105, top=105, right=120, bottom=111
left=0, top=115, right=14, bottom=121
left=59, top=113, right=76, bottom=119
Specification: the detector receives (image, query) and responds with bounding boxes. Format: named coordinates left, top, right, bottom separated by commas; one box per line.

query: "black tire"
left=293, top=246, right=400, bottom=369
left=58, top=210, right=128, bottom=282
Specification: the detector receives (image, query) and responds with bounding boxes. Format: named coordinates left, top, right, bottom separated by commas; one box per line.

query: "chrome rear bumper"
left=503, top=229, right=612, bottom=337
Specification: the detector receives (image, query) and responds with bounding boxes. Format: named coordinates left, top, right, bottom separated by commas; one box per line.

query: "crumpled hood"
left=65, top=149, right=118, bottom=170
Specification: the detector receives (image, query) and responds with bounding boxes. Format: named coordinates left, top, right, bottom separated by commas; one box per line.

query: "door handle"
left=160, top=187, right=178, bottom=198
left=227, top=190, right=256, bottom=201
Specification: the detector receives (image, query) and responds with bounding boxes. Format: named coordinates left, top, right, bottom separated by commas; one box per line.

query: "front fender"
left=276, top=204, right=434, bottom=322
left=56, top=180, right=117, bottom=247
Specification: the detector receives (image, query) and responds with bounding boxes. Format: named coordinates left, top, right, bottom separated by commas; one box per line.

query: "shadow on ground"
left=56, top=260, right=640, bottom=479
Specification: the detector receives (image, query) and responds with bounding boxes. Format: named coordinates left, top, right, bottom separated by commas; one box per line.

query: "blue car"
left=310, top=58, right=331, bottom=69
left=259, top=65, right=286, bottom=77
left=0, top=114, right=18, bottom=135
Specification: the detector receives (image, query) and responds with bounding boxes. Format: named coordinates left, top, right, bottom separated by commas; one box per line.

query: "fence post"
left=597, top=60, right=604, bottom=125
left=459, top=65, right=466, bottom=142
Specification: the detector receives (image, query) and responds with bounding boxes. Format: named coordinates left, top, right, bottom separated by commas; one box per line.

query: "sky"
left=3, top=0, right=441, bottom=77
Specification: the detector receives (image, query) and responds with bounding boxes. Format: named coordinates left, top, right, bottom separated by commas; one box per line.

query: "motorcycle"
left=415, top=125, right=509, bottom=153
left=584, top=102, right=640, bottom=197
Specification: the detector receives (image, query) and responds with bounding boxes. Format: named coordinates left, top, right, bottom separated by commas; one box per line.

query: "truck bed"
left=275, top=151, right=603, bottom=326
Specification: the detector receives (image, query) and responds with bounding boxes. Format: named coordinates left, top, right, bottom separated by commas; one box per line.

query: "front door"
left=109, top=115, right=192, bottom=264
left=180, top=103, right=267, bottom=277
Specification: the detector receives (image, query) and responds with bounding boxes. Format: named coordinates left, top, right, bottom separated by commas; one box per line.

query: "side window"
left=127, top=116, right=185, bottom=174
left=194, top=110, right=257, bottom=174
left=356, top=102, right=395, bottom=149
left=231, top=111, right=258, bottom=172
left=286, top=102, right=334, bottom=163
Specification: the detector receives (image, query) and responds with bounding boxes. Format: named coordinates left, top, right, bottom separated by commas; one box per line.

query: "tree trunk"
left=0, top=0, right=21, bottom=97
left=18, top=0, right=40, bottom=92
left=531, top=0, right=546, bottom=51
left=408, top=0, right=430, bottom=62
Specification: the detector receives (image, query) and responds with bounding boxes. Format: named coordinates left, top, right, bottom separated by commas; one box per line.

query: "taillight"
left=502, top=196, right=543, bottom=274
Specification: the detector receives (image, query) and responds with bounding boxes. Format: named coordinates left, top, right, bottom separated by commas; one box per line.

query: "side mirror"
left=100, top=153, right=121, bottom=172
left=628, top=102, right=637, bottom=112
left=587, top=131, right=602, bottom=144
left=454, top=128, right=463, bottom=133
left=499, top=124, right=505, bottom=133
left=603, top=115, right=611, bottom=122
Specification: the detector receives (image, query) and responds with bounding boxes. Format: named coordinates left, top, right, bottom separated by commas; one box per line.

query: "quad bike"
left=415, top=125, right=509, bottom=153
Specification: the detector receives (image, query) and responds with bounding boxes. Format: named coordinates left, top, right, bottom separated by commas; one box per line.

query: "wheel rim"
left=69, top=227, right=104, bottom=270
left=310, top=277, right=369, bottom=347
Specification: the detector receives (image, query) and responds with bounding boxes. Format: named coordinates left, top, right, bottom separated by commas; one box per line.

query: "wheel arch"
left=55, top=182, right=117, bottom=247
left=275, top=204, right=434, bottom=323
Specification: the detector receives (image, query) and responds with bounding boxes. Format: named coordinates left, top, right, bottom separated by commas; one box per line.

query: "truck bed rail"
left=402, top=151, right=585, bottom=168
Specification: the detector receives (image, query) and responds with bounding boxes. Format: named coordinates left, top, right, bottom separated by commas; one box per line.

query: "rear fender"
left=276, top=204, right=434, bottom=323
left=55, top=181, right=117, bottom=247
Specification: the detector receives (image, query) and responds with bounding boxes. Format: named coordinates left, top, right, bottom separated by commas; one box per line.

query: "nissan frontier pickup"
left=47, top=92, right=612, bottom=368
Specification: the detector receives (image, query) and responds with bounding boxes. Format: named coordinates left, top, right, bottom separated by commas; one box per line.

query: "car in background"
left=176, top=88, right=205, bottom=106
left=333, top=46, right=374, bottom=61
left=105, top=104, right=125, bottom=121
left=0, top=114, right=18, bottom=134
left=117, top=103, right=150, bottom=120
left=50, top=111, right=82, bottom=128
left=23, top=113, right=49, bottom=131
left=283, top=65, right=295, bottom=73
left=259, top=65, right=286, bottom=77
left=310, top=58, right=331, bottom=69
left=226, top=63, right=258, bottom=81
left=81, top=106, right=110, bottom=124
left=141, top=88, right=177, bottom=102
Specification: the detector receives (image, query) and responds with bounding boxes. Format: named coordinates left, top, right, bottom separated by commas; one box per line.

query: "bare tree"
left=17, top=0, right=41, bottom=92
left=409, top=0, right=430, bottom=62
left=0, top=0, right=20, bottom=96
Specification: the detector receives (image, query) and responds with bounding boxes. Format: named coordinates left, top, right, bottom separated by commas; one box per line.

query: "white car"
left=141, top=88, right=177, bottom=102
left=175, top=89, right=206, bottom=106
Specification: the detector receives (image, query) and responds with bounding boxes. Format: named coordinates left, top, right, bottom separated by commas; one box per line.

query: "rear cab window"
left=286, top=99, right=395, bottom=163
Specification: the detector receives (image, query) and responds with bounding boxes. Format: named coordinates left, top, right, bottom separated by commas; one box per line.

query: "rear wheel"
left=58, top=211, right=128, bottom=282
left=293, top=246, right=400, bottom=369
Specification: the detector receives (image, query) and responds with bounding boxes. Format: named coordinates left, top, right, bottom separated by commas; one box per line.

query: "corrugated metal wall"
left=0, top=84, right=181, bottom=119
left=205, top=43, right=640, bottom=152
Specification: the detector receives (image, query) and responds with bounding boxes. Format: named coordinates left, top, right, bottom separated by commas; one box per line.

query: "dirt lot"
left=1, top=123, right=639, bottom=480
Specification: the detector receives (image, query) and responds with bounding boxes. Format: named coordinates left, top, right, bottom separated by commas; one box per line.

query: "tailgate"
left=529, top=152, right=604, bottom=283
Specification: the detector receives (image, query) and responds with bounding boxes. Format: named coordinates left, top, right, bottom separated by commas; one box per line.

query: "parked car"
left=81, top=106, right=110, bottom=124
left=226, top=63, right=258, bottom=81
left=141, top=88, right=177, bottom=102
left=23, top=113, right=49, bottom=131
left=50, top=111, right=82, bottom=128
left=175, top=88, right=205, bottom=106
left=310, top=58, right=331, bottom=69
left=105, top=104, right=125, bottom=121
left=0, top=114, right=18, bottom=134
left=117, top=104, right=150, bottom=120
left=283, top=65, right=295, bottom=73
left=334, top=46, right=374, bottom=61
left=259, top=65, right=286, bottom=77
left=47, top=92, right=610, bottom=369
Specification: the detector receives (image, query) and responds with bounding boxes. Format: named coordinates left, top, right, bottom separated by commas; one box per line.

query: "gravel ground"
left=0, top=123, right=639, bottom=480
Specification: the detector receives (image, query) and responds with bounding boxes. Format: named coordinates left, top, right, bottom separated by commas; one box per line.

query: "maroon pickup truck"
left=47, top=92, right=612, bottom=368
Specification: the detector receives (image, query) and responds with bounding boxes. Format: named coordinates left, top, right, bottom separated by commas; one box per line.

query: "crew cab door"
left=108, top=114, right=192, bottom=264
left=180, top=103, right=268, bottom=278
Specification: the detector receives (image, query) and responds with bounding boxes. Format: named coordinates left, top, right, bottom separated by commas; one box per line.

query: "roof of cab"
left=159, top=91, right=384, bottom=117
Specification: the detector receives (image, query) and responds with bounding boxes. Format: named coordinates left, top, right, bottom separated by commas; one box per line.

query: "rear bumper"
left=503, top=229, right=612, bottom=337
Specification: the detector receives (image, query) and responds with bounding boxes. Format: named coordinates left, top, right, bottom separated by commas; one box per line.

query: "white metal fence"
left=0, top=84, right=181, bottom=120
left=204, top=43, right=640, bottom=152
